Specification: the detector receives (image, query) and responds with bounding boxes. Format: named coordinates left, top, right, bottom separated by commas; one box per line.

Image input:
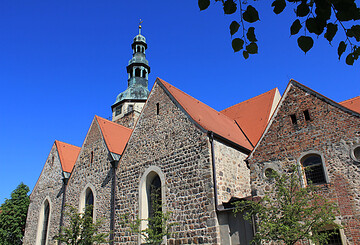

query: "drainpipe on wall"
left=110, top=159, right=119, bottom=245
left=208, top=131, right=224, bottom=212
left=59, top=172, right=70, bottom=238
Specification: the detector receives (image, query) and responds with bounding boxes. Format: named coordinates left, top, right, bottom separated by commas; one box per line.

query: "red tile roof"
left=157, top=78, right=253, bottom=151
left=221, top=88, right=280, bottom=146
left=340, top=96, right=360, bottom=114
left=55, top=140, right=80, bottom=173
left=95, top=116, right=132, bottom=155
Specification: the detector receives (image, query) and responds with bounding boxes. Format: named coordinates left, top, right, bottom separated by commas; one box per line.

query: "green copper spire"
left=113, top=23, right=150, bottom=105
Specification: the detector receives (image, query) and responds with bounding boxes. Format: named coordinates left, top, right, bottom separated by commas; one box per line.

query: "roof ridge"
left=221, top=88, right=278, bottom=113
left=157, top=78, right=253, bottom=151
left=55, top=140, right=80, bottom=149
left=157, top=78, right=237, bottom=124
left=95, top=115, right=132, bottom=130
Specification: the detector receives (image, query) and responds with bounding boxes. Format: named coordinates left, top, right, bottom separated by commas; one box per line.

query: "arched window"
left=139, top=167, right=165, bottom=241
left=135, top=68, right=141, bottom=77
left=136, top=46, right=140, bottom=52
left=142, top=69, right=147, bottom=78
left=36, top=199, right=50, bottom=245
left=301, top=154, right=327, bottom=185
left=147, top=174, right=162, bottom=237
left=85, top=188, right=94, bottom=218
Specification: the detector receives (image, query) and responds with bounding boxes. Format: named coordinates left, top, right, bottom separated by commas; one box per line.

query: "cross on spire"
left=139, top=19, right=143, bottom=34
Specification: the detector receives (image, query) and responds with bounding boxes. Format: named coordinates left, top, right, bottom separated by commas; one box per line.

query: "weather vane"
left=139, top=19, right=143, bottom=34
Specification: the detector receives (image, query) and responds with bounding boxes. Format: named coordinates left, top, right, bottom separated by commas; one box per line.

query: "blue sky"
left=0, top=0, right=358, bottom=203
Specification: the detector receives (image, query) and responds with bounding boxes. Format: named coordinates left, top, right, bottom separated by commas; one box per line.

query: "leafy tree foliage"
left=120, top=190, right=176, bottom=244
left=234, top=168, right=340, bottom=245
left=0, top=182, right=30, bottom=245
left=199, top=0, right=360, bottom=65
left=54, top=205, right=109, bottom=245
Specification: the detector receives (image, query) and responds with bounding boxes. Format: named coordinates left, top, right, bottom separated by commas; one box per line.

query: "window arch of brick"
left=299, top=151, right=329, bottom=186
left=36, top=198, right=51, bottom=245
left=138, top=166, right=166, bottom=243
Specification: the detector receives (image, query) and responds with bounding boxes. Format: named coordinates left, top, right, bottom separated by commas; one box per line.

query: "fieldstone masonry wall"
left=65, top=119, right=114, bottom=235
left=114, top=83, right=220, bottom=244
left=23, top=144, right=65, bottom=245
left=248, top=84, right=360, bottom=244
left=213, top=139, right=250, bottom=206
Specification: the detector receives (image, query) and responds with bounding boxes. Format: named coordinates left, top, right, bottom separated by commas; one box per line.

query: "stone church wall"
left=248, top=84, right=360, bottom=244
left=213, top=139, right=250, bottom=206
left=64, top=120, right=114, bottom=236
left=23, top=145, right=65, bottom=245
left=114, top=82, right=220, bottom=244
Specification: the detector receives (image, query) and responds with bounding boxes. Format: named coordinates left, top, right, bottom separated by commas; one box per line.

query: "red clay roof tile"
left=340, top=96, right=360, bottom=114
left=221, top=88, right=280, bottom=146
left=95, top=116, right=132, bottom=155
left=157, top=78, right=253, bottom=150
left=55, top=140, right=80, bottom=173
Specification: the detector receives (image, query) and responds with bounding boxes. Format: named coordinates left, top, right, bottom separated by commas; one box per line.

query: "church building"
left=23, top=26, right=360, bottom=245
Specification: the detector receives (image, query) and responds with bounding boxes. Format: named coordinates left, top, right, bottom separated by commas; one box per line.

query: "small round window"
left=352, top=146, right=360, bottom=162
left=265, top=168, right=277, bottom=179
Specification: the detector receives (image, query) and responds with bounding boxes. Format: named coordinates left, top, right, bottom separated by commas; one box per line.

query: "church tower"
left=111, top=23, right=150, bottom=128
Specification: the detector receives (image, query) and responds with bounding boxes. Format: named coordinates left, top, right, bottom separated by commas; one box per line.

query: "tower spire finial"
left=139, top=19, right=143, bottom=35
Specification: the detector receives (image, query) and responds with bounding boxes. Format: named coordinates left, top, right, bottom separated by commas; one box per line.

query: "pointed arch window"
left=40, top=200, right=50, bottom=245
left=139, top=167, right=165, bottom=242
left=85, top=188, right=94, bottom=218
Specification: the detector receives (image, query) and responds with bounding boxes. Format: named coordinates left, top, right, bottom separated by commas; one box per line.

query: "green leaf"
left=230, top=21, right=240, bottom=36
left=290, top=19, right=302, bottom=35
left=243, top=5, right=260, bottom=23
left=324, top=23, right=338, bottom=43
left=347, top=25, right=360, bottom=42
left=198, top=0, right=210, bottom=11
left=346, top=53, right=354, bottom=65
left=232, top=38, right=244, bottom=52
left=247, top=27, right=257, bottom=42
left=337, top=41, right=347, bottom=60
left=223, top=0, right=237, bottom=14
left=296, top=3, right=310, bottom=17
left=246, top=42, right=258, bottom=54
left=243, top=50, right=249, bottom=59
left=297, top=36, right=314, bottom=54
left=305, top=17, right=326, bottom=35
left=272, top=0, right=286, bottom=14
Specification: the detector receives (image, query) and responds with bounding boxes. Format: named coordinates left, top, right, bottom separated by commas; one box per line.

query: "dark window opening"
left=85, top=189, right=94, bottom=218
left=41, top=201, right=50, bottom=245
left=353, top=146, right=360, bottom=161
left=265, top=168, right=277, bottom=179
left=303, top=110, right=311, bottom=121
left=115, top=105, right=122, bottom=116
left=51, top=156, right=54, bottom=166
left=156, top=103, right=159, bottom=115
left=148, top=175, right=162, bottom=236
left=128, top=105, right=134, bottom=113
left=135, top=68, right=141, bottom=77
left=301, top=154, right=326, bottom=185
left=136, top=46, right=140, bottom=52
left=90, top=151, right=94, bottom=163
left=319, top=229, right=342, bottom=245
left=290, top=114, right=297, bottom=125
left=142, top=69, right=147, bottom=78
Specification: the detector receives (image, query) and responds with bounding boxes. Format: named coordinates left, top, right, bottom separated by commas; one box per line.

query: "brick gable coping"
left=248, top=79, right=360, bottom=160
